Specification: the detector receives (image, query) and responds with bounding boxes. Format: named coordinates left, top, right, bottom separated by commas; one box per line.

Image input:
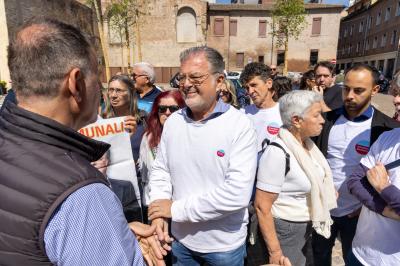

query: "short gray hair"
left=179, top=46, right=224, bottom=74
left=279, top=90, right=323, bottom=128
left=8, top=18, right=93, bottom=98
left=133, top=62, right=156, bottom=84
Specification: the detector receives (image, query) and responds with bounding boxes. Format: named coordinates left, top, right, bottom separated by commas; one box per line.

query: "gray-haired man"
left=147, top=46, right=257, bottom=265
left=132, top=62, right=161, bottom=113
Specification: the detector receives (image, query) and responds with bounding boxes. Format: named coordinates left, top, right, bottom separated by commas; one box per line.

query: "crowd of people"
left=1, top=18, right=400, bottom=266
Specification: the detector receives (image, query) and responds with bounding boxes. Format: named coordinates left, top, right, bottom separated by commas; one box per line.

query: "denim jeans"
left=172, top=240, right=246, bottom=266
left=312, top=215, right=359, bottom=266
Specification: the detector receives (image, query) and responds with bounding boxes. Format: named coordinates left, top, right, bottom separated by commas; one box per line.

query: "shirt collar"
left=184, top=99, right=230, bottom=122
left=140, top=86, right=158, bottom=99
left=336, top=105, right=374, bottom=122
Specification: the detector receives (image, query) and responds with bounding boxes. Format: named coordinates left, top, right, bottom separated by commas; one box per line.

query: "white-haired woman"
left=255, top=90, right=337, bottom=266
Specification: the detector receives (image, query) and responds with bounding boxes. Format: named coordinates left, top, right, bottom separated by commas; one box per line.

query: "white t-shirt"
left=327, top=115, right=372, bottom=217
left=242, top=104, right=282, bottom=151
left=352, top=128, right=400, bottom=266
left=256, top=137, right=326, bottom=222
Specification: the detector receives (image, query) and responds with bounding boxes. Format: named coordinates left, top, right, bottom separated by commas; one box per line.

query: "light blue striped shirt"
left=44, top=183, right=144, bottom=265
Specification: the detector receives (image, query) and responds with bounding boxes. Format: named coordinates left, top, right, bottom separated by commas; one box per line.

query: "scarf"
left=278, top=128, right=337, bottom=238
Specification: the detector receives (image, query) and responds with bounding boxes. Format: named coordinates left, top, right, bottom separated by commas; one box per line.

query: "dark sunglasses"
left=217, top=90, right=231, bottom=96
left=158, top=105, right=180, bottom=114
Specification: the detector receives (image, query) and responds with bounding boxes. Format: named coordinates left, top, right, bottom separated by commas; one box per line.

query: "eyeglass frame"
left=176, top=71, right=221, bottom=86
left=131, top=73, right=148, bottom=80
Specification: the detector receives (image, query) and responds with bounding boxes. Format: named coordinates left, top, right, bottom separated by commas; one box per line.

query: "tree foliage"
left=272, top=0, right=307, bottom=46
left=271, top=0, right=307, bottom=74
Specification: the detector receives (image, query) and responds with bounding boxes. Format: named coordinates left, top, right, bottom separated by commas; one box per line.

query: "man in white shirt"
left=147, top=46, right=257, bottom=266
left=240, top=62, right=282, bottom=151
left=312, top=64, right=398, bottom=265
left=347, top=128, right=400, bottom=266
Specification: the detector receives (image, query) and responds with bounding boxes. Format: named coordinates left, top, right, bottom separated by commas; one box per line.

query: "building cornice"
left=209, top=3, right=344, bottom=12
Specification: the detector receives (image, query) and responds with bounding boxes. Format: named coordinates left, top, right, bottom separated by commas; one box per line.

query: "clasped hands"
left=129, top=199, right=173, bottom=266
left=129, top=199, right=172, bottom=266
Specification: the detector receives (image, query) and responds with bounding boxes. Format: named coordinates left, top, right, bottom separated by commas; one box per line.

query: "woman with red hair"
left=139, top=90, right=185, bottom=216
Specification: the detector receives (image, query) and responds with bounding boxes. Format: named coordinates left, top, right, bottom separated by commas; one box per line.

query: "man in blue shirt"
left=0, top=18, right=169, bottom=266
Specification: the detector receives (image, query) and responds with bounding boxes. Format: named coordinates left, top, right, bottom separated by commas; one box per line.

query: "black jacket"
left=314, top=107, right=400, bottom=156
left=0, top=101, right=110, bottom=265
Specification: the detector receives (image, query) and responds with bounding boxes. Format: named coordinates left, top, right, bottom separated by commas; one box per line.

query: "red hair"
left=145, top=90, right=186, bottom=149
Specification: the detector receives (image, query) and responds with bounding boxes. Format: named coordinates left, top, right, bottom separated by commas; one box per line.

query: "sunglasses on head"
left=158, top=105, right=180, bottom=114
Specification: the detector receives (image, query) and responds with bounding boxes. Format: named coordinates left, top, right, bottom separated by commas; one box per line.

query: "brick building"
left=337, top=0, right=400, bottom=78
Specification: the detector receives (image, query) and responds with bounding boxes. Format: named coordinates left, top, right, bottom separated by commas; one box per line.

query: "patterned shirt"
left=44, top=183, right=144, bottom=265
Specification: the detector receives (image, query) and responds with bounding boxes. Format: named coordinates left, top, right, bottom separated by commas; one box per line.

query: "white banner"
left=79, top=117, right=140, bottom=205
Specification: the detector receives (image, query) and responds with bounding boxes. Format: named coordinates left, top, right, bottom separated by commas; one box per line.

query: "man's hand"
left=148, top=199, right=172, bottom=220
left=367, top=162, right=391, bottom=193
left=151, top=218, right=173, bottom=253
left=129, top=222, right=169, bottom=266
left=124, top=115, right=137, bottom=136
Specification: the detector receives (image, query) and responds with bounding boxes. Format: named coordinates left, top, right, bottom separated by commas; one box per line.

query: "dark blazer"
left=314, top=107, right=400, bottom=156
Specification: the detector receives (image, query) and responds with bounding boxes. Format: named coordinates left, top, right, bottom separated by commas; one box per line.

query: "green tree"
left=106, top=0, right=150, bottom=73
left=106, top=0, right=133, bottom=73
left=86, top=0, right=111, bottom=81
left=272, top=0, right=307, bottom=75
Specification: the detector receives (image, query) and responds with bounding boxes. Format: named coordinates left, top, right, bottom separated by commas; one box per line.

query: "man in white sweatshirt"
left=147, top=46, right=258, bottom=266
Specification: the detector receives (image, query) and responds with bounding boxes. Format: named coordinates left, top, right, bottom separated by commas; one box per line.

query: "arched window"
left=176, top=7, right=197, bottom=43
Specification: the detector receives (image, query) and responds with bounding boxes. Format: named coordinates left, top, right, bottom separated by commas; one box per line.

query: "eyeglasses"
left=158, top=105, right=180, bottom=114
left=108, top=87, right=128, bottom=95
left=218, top=90, right=231, bottom=96
left=132, top=73, right=147, bottom=80
left=271, top=68, right=276, bottom=71
left=176, top=72, right=219, bottom=86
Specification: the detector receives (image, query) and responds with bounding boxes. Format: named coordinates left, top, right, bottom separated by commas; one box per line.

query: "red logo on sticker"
left=267, top=122, right=280, bottom=135
left=217, top=150, right=225, bottom=157
left=355, top=140, right=370, bottom=155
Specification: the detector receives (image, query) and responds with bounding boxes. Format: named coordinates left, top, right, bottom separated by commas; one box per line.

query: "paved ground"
left=372, top=92, right=395, bottom=117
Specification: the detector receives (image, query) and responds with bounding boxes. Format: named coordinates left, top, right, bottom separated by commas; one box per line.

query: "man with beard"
left=147, top=46, right=257, bottom=265
left=312, top=64, right=399, bottom=265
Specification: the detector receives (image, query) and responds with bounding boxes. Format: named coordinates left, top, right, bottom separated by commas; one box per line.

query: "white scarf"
left=278, top=128, right=337, bottom=238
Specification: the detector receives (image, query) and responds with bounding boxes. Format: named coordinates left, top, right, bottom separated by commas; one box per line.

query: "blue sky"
left=216, top=0, right=350, bottom=6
